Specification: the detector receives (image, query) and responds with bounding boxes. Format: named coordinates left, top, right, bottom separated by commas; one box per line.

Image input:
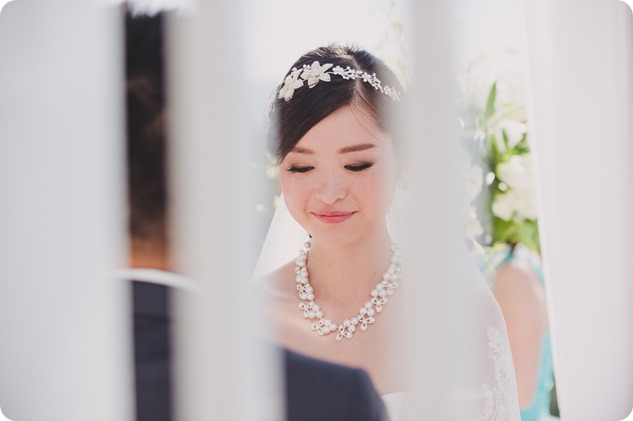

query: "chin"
left=304, top=223, right=371, bottom=248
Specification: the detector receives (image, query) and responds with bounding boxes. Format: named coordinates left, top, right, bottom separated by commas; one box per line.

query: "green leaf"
left=517, top=219, right=541, bottom=252
left=492, top=217, right=518, bottom=245
left=513, top=132, right=530, bottom=155
left=488, top=133, right=500, bottom=166
left=491, top=217, right=541, bottom=252
left=502, top=129, right=510, bottom=154
left=484, top=82, right=497, bottom=121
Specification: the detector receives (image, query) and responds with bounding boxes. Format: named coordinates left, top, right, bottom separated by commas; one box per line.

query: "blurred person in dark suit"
left=124, top=10, right=176, bottom=421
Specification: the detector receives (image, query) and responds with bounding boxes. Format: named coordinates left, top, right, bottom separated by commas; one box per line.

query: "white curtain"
left=522, top=0, right=633, bottom=419
left=0, top=1, right=131, bottom=420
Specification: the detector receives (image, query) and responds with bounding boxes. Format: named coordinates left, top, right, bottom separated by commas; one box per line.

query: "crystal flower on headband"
left=274, top=60, right=401, bottom=103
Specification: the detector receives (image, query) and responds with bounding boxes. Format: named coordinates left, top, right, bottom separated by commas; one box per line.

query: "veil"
left=253, top=192, right=521, bottom=420
left=253, top=194, right=307, bottom=278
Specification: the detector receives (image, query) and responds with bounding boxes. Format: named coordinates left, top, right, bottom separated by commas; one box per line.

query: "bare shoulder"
left=494, top=259, right=542, bottom=298
left=493, top=259, right=547, bottom=323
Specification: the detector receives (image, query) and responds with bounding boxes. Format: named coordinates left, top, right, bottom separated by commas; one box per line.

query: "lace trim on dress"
left=479, top=327, right=519, bottom=421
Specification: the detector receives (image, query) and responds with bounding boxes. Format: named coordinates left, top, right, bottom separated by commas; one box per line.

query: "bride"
left=256, top=44, right=521, bottom=421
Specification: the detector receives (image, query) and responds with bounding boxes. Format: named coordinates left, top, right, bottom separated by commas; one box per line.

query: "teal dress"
left=477, top=245, right=554, bottom=421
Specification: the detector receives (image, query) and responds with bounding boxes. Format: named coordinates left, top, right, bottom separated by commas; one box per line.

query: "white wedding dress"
left=381, top=392, right=409, bottom=421
left=255, top=196, right=521, bottom=421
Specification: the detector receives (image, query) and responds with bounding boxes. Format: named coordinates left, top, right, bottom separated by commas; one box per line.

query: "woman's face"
left=279, top=105, right=398, bottom=246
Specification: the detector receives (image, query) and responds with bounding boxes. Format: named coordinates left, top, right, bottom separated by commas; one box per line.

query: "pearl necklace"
left=294, top=239, right=402, bottom=342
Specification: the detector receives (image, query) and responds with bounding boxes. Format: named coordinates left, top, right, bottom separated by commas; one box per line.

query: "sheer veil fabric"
left=254, top=196, right=521, bottom=421
left=253, top=195, right=307, bottom=279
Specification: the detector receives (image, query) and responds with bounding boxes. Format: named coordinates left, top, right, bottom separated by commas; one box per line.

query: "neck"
left=306, top=223, right=393, bottom=306
left=130, top=239, right=171, bottom=271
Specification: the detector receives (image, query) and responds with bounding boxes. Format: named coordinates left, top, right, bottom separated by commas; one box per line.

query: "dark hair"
left=125, top=11, right=169, bottom=249
left=268, top=45, right=403, bottom=162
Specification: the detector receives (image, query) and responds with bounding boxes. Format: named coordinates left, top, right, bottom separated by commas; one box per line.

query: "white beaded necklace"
left=294, top=239, right=402, bottom=342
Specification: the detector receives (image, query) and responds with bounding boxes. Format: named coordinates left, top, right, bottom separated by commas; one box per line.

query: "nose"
left=314, top=170, right=346, bottom=205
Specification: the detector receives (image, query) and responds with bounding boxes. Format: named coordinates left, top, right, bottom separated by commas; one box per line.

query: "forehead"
left=293, top=105, right=392, bottom=153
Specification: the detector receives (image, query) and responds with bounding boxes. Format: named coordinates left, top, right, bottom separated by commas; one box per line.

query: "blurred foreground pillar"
left=0, top=1, right=131, bottom=420
left=403, top=1, right=461, bottom=418
left=522, top=1, right=633, bottom=419
left=166, top=3, right=282, bottom=420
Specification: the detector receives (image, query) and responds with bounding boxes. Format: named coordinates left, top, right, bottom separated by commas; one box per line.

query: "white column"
left=0, top=1, right=131, bottom=420
left=166, top=3, right=282, bottom=420
left=401, top=1, right=490, bottom=420
left=404, top=1, right=465, bottom=418
left=522, top=0, right=633, bottom=419
left=405, top=2, right=522, bottom=419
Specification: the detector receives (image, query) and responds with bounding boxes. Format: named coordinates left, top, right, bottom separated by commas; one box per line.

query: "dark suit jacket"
left=132, top=280, right=173, bottom=421
left=284, top=349, right=389, bottom=421
left=131, top=279, right=389, bottom=421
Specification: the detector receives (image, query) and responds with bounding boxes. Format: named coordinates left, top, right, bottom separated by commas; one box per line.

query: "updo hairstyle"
left=268, top=44, right=404, bottom=162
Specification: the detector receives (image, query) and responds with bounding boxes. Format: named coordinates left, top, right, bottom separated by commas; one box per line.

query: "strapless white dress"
left=379, top=326, right=521, bottom=420
left=381, top=392, right=408, bottom=421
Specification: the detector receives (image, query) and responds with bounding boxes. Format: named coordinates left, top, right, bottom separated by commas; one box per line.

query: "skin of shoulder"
left=493, top=259, right=548, bottom=408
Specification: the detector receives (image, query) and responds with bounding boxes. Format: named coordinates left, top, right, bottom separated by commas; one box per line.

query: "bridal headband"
left=272, top=60, right=402, bottom=103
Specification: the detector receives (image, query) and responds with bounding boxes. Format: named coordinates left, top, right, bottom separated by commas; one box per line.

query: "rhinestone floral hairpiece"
left=273, top=60, right=402, bottom=103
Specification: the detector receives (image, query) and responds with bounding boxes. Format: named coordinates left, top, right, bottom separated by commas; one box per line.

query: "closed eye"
left=345, top=162, right=374, bottom=172
left=286, top=165, right=314, bottom=173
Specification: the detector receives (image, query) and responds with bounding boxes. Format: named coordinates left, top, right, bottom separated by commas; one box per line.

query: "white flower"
left=465, top=206, right=484, bottom=239
left=496, top=78, right=526, bottom=117
left=301, top=61, right=333, bottom=88
left=492, top=119, right=527, bottom=151
left=513, top=189, right=538, bottom=220
left=471, top=78, right=495, bottom=112
left=491, top=188, right=538, bottom=221
left=492, top=153, right=539, bottom=221
left=491, top=191, right=516, bottom=221
left=278, top=69, right=304, bottom=102
left=496, top=154, right=534, bottom=190
left=465, top=164, right=484, bottom=202
left=265, top=164, right=279, bottom=180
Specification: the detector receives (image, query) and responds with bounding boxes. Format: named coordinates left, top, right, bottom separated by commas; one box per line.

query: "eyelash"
left=286, top=163, right=374, bottom=173
left=287, top=166, right=314, bottom=173
left=345, top=162, right=374, bottom=172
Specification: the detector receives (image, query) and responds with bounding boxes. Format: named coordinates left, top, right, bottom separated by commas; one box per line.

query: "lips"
left=311, top=211, right=356, bottom=224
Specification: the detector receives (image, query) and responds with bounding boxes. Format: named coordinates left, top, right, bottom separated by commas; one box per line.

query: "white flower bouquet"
left=462, top=81, right=540, bottom=252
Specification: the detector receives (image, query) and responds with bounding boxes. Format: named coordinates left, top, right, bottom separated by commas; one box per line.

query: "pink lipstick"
left=312, top=211, right=356, bottom=224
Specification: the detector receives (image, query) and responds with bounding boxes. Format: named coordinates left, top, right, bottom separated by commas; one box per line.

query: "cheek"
left=371, top=166, right=396, bottom=199
left=359, top=165, right=397, bottom=206
left=279, top=172, right=300, bottom=196
left=279, top=173, right=308, bottom=215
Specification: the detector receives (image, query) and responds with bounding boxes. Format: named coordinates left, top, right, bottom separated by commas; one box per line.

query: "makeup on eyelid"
left=278, top=105, right=397, bottom=247
left=286, top=162, right=375, bottom=173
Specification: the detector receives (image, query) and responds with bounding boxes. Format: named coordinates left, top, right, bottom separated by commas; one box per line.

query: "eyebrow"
left=338, top=143, right=376, bottom=154
left=289, top=143, right=376, bottom=155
